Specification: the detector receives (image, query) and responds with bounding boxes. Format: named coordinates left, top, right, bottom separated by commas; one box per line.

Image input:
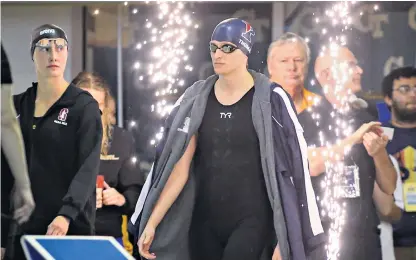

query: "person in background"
left=268, top=34, right=398, bottom=260
left=311, top=45, right=397, bottom=259
left=381, top=67, right=416, bottom=260
left=1, top=43, right=35, bottom=259
left=267, top=32, right=321, bottom=115
left=5, top=24, right=102, bottom=260
left=73, top=72, right=143, bottom=249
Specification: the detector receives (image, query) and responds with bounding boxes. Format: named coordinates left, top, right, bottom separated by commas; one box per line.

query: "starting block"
left=21, top=235, right=135, bottom=260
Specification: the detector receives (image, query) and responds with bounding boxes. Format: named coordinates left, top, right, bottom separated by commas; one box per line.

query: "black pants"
left=1, top=150, right=25, bottom=260
left=3, top=219, right=52, bottom=260
left=190, top=216, right=272, bottom=260
left=1, top=149, right=14, bottom=248
left=4, top=234, right=25, bottom=260
left=338, top=235, right=382, bottom=260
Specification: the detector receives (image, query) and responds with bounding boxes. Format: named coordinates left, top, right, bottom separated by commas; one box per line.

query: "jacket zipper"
left=29, top=97, right=65, bottom=170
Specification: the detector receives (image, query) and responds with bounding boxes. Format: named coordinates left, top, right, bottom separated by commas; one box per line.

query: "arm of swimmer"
left=147, top=135, right=197, bottom=228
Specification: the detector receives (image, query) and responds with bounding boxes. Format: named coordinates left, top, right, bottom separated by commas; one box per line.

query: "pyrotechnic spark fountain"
left=133, top=1, right=198, bottom=146
left=306, top=2, right=380, bottom=259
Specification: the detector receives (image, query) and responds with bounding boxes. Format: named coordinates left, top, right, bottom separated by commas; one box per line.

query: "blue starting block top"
left=21, top=235, right=135, bottom=260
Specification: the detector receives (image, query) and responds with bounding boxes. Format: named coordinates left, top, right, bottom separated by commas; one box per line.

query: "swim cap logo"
left=40, top=29, right=55, bottom=35
left=238, top=39, right=252, bottom=53
left=241, top=21, right=255, bottom=43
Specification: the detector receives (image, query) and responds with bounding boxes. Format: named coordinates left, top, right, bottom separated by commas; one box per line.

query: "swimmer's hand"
left=272, top=244, right=282, bottom=260
left=12, top=187, right=35, bottom=224
left=46, top=216, right=70, bottom=236
left=138, top=223, right=156, bottom=259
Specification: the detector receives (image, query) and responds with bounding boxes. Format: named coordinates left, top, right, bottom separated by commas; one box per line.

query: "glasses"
left=35, top=38, right=67, bottom=52
left=209, top=43, right=237, bottom=54
left=394, top=85, right=416, bottom=95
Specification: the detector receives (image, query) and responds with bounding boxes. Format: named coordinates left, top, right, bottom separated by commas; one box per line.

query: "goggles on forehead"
left=209, top=43, right=238, bottom=54
left=35, top=38, right=68, bottom=49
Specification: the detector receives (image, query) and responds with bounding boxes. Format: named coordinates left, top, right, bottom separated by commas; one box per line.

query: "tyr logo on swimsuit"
left=220, top=112, right=232, bottom=119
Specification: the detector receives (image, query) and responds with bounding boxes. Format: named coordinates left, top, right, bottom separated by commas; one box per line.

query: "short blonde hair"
left=267, top=32, right=311, bottom=63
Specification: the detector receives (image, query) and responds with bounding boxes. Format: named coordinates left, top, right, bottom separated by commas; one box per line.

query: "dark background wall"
left=286, top=2, right=416, bottom=97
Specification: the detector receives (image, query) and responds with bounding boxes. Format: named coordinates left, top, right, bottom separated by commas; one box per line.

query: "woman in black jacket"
left=73, top=72, right=143, bottom=248
left=6, top=25, right=103, bottom=260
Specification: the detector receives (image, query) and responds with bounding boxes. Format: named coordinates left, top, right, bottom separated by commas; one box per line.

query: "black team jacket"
left=13, top=83, right=102, bottom=235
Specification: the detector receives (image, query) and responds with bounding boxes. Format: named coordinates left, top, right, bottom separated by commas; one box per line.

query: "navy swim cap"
left=211, top=18, right=256, bottom=56
left=30, top=24, right=68, bottom=59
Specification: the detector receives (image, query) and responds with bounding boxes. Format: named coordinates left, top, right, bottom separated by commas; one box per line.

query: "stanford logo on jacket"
left=54, top=108, right=69, bottom=126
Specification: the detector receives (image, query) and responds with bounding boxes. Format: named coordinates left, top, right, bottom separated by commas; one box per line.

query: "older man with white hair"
left=267, top=32, right=321, bottom=114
